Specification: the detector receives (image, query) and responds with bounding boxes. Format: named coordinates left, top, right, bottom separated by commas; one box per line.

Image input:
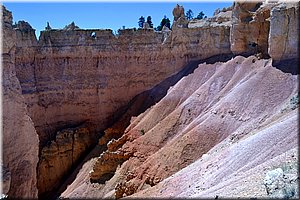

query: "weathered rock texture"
left=61, top=55, right=298, bottom=199
left=2, top=6, right=39, bottom=198
left=37, top=124, right=97, bottom=197
left=230, top=1, right=299, bottom=59
left=268, top=2, right=299, bottom=61
left=230, top=1, right=269, bottom=56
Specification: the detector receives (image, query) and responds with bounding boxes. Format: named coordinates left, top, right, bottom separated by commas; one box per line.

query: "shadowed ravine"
left=48, top=54, right=234, bottom=199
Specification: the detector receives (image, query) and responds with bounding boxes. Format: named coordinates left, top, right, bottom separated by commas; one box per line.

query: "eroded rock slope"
left=61, top=55, right=298, bottom=199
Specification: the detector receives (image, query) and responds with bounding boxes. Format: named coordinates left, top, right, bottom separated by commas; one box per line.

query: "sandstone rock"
left=172, top=4, right=185, bottom=21
left=172, top=16, right=189, bottom=29
left=14, top=7, right=231, bottom=155
left=230, top=1, right=271, bottom=57
left=268, top=2, right=299, bottom=61
left=2, top=6, right=39, bottom=198
left=89, top=149, right=133, bottom=183
left=37, top=124, right=97, bottom=197
left=13, top=20, right=34, bottom=31
left=4, top=2, right=298, bottom=199
left=188, top=9, right=232, bottom=28
left=63, top=21, right=79, bottom=30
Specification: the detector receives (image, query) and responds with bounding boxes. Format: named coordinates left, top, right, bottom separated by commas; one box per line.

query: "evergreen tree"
left=138, top=16, right=145, bottom=28
left=146, top=16, right=153, bottom=28
left=156, top=15, right=171, bottom=31
left=196, top=11, right=205, bottom=20
left=185, top=9, right=194, bottom=20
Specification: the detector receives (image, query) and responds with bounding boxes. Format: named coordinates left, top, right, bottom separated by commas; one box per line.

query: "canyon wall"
left=2, top=7, right=39, bottom=198
left=15, top=24, right=231, bottom=148
left=11, top=5, right=231, bottom=197
left=2, top=1, right=298, bottom=198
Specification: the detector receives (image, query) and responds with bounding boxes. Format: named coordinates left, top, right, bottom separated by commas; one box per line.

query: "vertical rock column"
left=268, top=2, right=299, bottom=61
left=230, top=1, right=271, bottom=57
left=2, top=6, right=39, bottom=198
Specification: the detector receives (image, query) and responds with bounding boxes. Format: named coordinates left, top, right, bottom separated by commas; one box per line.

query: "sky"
left=3, top=1, right=233, bottom=38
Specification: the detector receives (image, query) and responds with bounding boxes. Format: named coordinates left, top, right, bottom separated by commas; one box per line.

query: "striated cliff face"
left=2, top=6, right=39, bottom=198
left=15, top=23, right=231, bottom=148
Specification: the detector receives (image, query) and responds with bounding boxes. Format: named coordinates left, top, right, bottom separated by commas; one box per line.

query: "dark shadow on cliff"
left=108, top=53, right=234, bottom=127
left=52, top=53, right=233, bottom=199
left=272, top=58, right=299, bottom=75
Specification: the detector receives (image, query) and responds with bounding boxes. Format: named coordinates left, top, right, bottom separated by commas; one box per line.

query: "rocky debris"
left=89, top=148, right=133, bottom=183
left=268, top=2, right=299, bottom=61
left=63, top=21, right=79, bottom=30
left=2, top=5, right=39, bottom=199
left=264, top=167, right=298, bottom=198
left=37, top=124, right=97, bottom=197
left=172, top=4, right=185, bottom=21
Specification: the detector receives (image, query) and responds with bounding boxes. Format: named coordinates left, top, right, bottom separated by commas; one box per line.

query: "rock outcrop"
left=37, top=124, right=97, bottom=197
left=230, top=1, right=299, bottom=60
left=230, top=1, right=270, bottom=56
left=268, top=2, right=299, bottom=61
left=172, top=4, right=185, bottom=21
left=2, top=6, right=39, bottom=198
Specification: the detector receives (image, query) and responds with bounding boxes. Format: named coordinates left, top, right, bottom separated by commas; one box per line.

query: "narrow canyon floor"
left=59, top=55, right=299, bottom=199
